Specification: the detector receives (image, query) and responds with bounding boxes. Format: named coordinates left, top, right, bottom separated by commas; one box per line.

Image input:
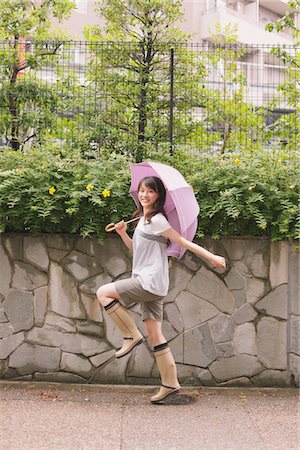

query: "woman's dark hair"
left=132, top=176, right=167, bottom=223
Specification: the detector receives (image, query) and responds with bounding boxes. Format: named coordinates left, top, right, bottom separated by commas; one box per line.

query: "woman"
left=97, top=176, right=226, bottom=404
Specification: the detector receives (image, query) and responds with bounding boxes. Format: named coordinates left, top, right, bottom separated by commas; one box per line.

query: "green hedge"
left=0, top=146, right=298, bottom=240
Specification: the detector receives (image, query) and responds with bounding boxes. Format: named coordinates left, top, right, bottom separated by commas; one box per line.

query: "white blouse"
left=132, top=213, right=171, bottom=296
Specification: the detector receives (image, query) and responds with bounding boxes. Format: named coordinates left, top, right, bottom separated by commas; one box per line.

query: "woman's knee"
left=96, top=283, right=118, bottom=305
left=144, top=319, right=165, bottom=346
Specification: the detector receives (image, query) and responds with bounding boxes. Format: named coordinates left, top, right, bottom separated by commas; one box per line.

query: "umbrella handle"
left=105, top=216, right=140, bottom=232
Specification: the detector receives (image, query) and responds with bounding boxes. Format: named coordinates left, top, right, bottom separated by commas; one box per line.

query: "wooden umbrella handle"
left=105, top=216, right=140, bottom=232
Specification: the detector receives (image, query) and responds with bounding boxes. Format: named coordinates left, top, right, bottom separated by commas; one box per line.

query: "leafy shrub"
left=0, top=145, right=298, bottom=240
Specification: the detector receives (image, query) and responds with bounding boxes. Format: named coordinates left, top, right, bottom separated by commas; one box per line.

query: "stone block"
left=12, top=262, right=47, bottom=291
left=75, top=237, right=95, bottom=256
left=269, top=241, right=289, bottom=289
left=0, top=332, right=24, bottom=359
left=45, top=312, right=76, bottom=333
left=164, top=303, right=184, bottom=333
left=48, top=248, right=69, bottom=262
left=255, top=284, right=288, bottom=319
left=251, top=369, right=292, bottom=387
left=33, top=286, right=48, bottom=326
left=246, top=278, right=267, bottom=304
left=219, top=377, right=252, bottom=387
left=0, top=240, right=11, bottom=298
left=232, top=304, right=257, bottom=325
left=184, top=323, right=217, bottom=368
left=3, top=289, right=34, bottom=332
left=76, top=320, right=103, bottom=337
left=181, top=251, right=202, bottom=272
left=44, top=235, right=74, bottom=251
left=3, top=235, right=23, bottom=260
left=289, top=353, right=300, bottom=387
left=175, top=364, right=201, bottom=386
left=195, top=367, right=216, bottom=386
left=0, top=323, right=13, bottom=338
left=79, top=272, right=112, bottom=295
left=24, top=237, right=49, bottom=272
left=210, top=315, right=234, bottom=343
left=221, top=239, right=247, bottom=261
left=233, top=323, right=257, bottom=355
left=290, top=316, right=300, bottom=356
left=209, top=355, right=263, bottom=382
left=232, top=261, right=252, bottom=278
left=49, top=262, right=85, bottom=319
left=26, top=327, right=110, bottom=357
left=89, top=353, right=130, bottom=384
left=0, top=359, right=7, bottom=378
left=61, top=352, right=93, bottom=376
left=216, top=342, right=235, bottom=358
left=224, top=268, right=246, bottom=291
left=89, top=349, right=115, bottom=367
left=244, top=240, right=270, bottom=278
left=0, top=303, right=8, bottom=323
left=161, top=320, right=177, bottom=341
left=9, top=343, right=61, bottom=375
left=164, top=262, right=193, bottom=303
left=127, top=345, right=154, bottom=378
left=289, top=247, right=300, bottom=316
left=175, top=291, right=219, bottom=330
left=169, top=333, right=184, bottom=364
left=61, top=250, right=103, bottom=282
left=80, top=292, right=103, bottom=323
left=187, top=267, right=235, bottom=314
left=95, top=239, right=130, bottom=278
left=34, top=372, right=86, bottom=383
left=257, top=317, right=287, bottom=369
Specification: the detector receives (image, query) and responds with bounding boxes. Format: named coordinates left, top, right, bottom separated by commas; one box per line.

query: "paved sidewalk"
left=0, top=382, right=299, bottom=450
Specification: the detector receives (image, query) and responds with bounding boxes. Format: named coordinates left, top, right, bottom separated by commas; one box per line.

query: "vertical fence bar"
left=169, top=47, right=174, bottom=156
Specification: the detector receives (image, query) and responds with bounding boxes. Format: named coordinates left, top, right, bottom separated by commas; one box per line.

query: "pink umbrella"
left=130, top=161, right=200, bottom=259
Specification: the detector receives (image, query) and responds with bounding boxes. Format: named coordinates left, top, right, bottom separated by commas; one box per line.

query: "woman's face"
left=138, top=183, right=159, bottom=210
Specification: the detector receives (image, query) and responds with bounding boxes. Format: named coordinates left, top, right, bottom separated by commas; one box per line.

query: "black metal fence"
left=0, top=40, right=298, bottom=157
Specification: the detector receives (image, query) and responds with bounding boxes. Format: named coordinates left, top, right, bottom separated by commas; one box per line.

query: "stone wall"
left=0, top=234, right=299, bottom=387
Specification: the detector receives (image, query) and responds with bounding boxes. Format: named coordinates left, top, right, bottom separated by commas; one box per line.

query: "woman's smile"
left=138, top=184, right=158, bottom=209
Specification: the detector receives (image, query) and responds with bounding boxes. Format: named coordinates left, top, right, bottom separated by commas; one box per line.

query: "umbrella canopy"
left=130, top=161, right=200, bottom=259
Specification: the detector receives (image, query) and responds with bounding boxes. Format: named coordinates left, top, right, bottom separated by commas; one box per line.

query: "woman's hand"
left=209, top=254, right=227, bottom=269
left=114, top=220, right=127, bottom=235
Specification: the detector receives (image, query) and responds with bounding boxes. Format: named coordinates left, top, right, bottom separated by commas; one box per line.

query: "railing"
left=0, top=41, right=298, bottom=156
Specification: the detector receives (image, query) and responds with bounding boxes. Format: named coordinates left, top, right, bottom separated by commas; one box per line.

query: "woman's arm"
left=162, top=228, right=226, bottom=269
left=115, top=220, right=133, bottom=252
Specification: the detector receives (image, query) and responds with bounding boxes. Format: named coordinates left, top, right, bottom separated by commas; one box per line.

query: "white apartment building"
left=63, top=0, right=297, bottom=46
left=57, top=0, right=297, bottom=112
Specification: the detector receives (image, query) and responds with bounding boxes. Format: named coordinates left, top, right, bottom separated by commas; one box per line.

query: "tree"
left=84, top=0, right=206, bottom=161
left=265, top=0, right=300, bottom=151
left=202, top=24, right=267, bottom=154
left=0, top=0, right=76, bottom=150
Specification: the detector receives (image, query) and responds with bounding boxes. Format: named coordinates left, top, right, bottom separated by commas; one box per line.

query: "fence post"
left=169, top=47, right=174, bottom=156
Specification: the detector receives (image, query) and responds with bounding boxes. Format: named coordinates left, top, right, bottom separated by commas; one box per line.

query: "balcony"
left=197, top=5, right=294, bottom=45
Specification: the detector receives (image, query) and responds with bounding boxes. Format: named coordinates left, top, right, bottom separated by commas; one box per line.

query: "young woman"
left=97, top=176, right=226, bottom=404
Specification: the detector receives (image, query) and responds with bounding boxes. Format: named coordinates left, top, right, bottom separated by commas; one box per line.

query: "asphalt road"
left=0, top=382, right=299, bottom=450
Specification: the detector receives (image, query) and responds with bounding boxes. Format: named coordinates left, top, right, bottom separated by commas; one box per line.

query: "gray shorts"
left=114, top=277, right=164, bottom=322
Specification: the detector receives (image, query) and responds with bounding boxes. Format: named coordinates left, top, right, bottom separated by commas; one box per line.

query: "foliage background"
left=0, top=145, right=298, bottom=241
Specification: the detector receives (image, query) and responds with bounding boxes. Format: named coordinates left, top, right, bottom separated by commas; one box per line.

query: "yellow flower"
left=289, top=185, right=295, bottom=190
left=49, top=187, right=56, bottom=195
left=86, top=184, right=94, bottom=191
left=102, top=189, right=111, bottom=198
left=277, top=159, right=282, bottom=164
left=234, top=158, right=241, bottom=165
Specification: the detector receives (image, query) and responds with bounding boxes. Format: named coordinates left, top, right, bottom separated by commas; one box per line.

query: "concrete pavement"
left=0, top=382, right=299, bottom=450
